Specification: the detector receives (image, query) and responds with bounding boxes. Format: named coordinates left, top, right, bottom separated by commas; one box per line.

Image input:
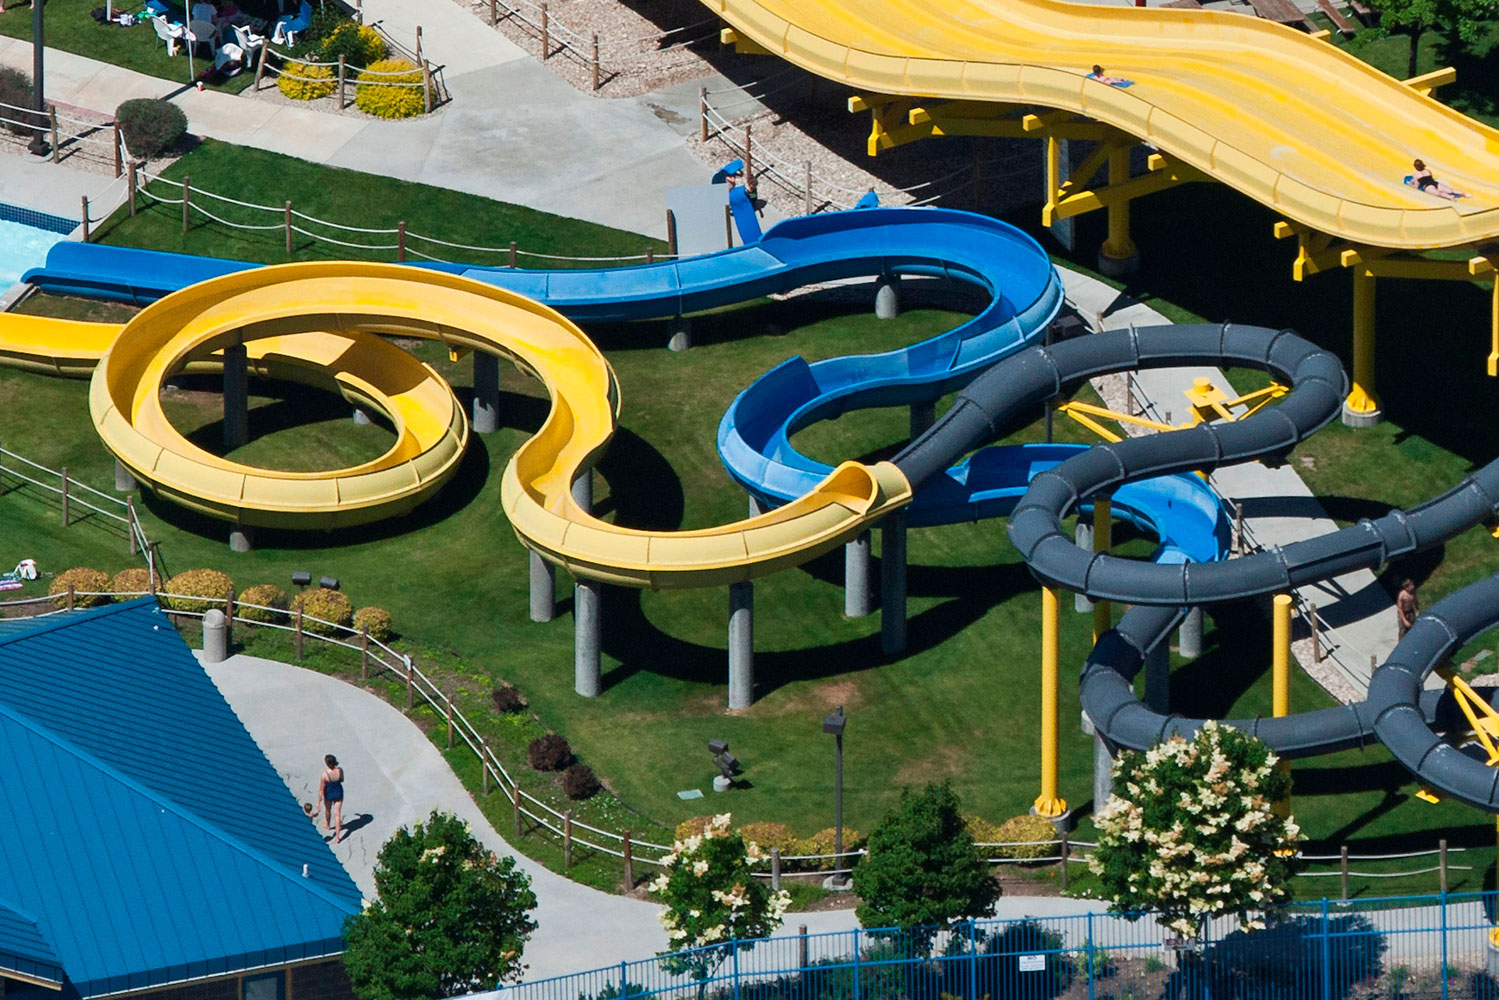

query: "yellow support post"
left=1489, top=279, right=1498, bottom=378
left=1099, top=144, right=1138, bottom=272
left=1033, top=585, right=1067, bottom=819
left=1343, top=267, right=1382, bottom=426
left=1044, top=135, right=1061, bottom=228
left=1093, top=496, right=1112, bottom=643
left=1273, top=593, right=1292, bottom=816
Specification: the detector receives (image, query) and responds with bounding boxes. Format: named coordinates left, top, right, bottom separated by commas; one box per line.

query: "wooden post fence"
left=49, top=107, right=58, bottom=163
left=128, top=161, right=138, bottom=216
left=254, top=47, right=268, bottom=90
left=397, top=221, right=407, bottom=262
left=1439, top=838, right=1448, bottom=893
left=445, top=693, right=454, bottom=748
left=404, top=654, right=414, bottom=710
left=338, top=55, right=347, bottom=110
left=591, top=33, right=599, bottom=91
left=422, top=60, right=433, bottom=115
left=60, top=466, right=69, bottom=526
left=1310, top=602, right=1322, bottom=663
left=360, top=626, right=370, bottom=679
left=623, top=830, right=634, bottom=888
left=770, top=847, right=780, bottom=890
left=511, top=782, right=522, bottom=836
left=1059, top=833, right=1070, bottom=891
left=127, top=496, right=138, bottom=554
left=645, top=248, right=654, bottom=265
left=181, top=175, right=191, bottom=234
left=112, top=121, right=122, bottom=177
left=80, top=196, right=90, bottom=243
left=284, top=200, right=293, bottom=255
left=508, top=241, right=517, bottom=267
left=489, top=0, right=497, bottom=25
left=564, top=811, right=573, bottom=869
left=1340, top=845, right=1350, bottom=900
left=666, top=210, right=677, bottom=257
left=540, top=3, right=548, bottom=59
left=482, top=744, right=490, bottom=793
left=294, top=608, right=304, bottom=659
left=699, top=86, right=708, bottom=141
left=66, top=584, right=75, bottom=611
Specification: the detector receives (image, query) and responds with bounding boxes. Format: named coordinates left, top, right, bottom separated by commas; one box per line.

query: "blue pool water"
left=0, top=218, right=69, bottom=287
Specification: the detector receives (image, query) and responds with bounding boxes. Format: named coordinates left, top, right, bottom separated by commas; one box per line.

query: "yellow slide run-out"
left=0, top=264, right=910, bottom=588
left=702, top=0, right=1499, bottom=250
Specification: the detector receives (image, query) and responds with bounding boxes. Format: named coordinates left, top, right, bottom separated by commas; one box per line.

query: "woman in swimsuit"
left=1087, top=64, right=1131, bottom=87
left=1412, top=159, right=1465, bottom=200
left=318, top=754, right=345, bottom=843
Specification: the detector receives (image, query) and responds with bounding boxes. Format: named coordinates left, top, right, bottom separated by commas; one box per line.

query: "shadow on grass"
left=1169, top=598, right=1272, bottom=719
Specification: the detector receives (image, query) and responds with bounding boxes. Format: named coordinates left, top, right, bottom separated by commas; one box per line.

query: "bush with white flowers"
left=1090, top=720, right=1300, bottom=937
left=649, top=813, right=791, bottom=980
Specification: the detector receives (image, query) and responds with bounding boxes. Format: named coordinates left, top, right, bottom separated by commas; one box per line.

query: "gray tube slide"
left=892, top=324, right=1499, bottom=804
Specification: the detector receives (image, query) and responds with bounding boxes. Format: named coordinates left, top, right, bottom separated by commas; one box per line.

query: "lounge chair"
left=229, top=23, right=266, bottom=66
left=150, top=14, right=184, bottom=55
left=271, top=0, right=311, bottom=45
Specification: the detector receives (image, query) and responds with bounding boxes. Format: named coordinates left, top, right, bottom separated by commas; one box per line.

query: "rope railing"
left=0, top=97, right=126, bottom=174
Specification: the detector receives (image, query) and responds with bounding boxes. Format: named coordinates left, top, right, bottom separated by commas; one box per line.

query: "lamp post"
left=822, top=705, right=847, bottom=887
left=28, top=0, right=47, bottom=156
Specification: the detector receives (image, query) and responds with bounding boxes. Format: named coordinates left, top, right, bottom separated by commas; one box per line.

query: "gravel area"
left=1, top=120, right=121, bottom=177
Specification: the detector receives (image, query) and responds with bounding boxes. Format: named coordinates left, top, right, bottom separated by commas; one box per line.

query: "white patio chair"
left=184, top=18, right=221, bottom=56
left=229, top=23, right=266, bottom=67
left=150, top=14, right=183, bottom=55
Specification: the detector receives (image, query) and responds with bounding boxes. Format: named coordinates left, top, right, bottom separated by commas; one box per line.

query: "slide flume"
left=701, top=0, right=1499, bottom=249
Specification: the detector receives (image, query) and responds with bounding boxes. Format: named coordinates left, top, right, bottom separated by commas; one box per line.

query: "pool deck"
left=0, top=154, right=123, bottom=233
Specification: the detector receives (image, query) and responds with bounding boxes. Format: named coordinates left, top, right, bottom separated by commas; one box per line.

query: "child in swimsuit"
left=1411, top=158, right=1466, bottom=200
left=318, top=754, right=345, bottom=843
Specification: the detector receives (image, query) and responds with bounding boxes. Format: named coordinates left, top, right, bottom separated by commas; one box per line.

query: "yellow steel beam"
left=720, top=28, right=772, bottom=55
left=1052, top=160, right=1206, bottom=221
left=1023, top=110, right=1077, bottom=132
left=1273, top=593, right=1292, bottom=817
left=1034, top=585, right=1067, bottom=818
left=1403, top=66, right=1457, bottom=95
left=1056, top=399, right=1176, bottom=434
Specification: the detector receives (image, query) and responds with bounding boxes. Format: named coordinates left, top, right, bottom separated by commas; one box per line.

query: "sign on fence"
left=1017, top=954, right=1046, bottom=972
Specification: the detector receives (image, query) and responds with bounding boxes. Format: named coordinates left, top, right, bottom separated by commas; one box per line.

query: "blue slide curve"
left=22, top=205, right=1227, bottom=563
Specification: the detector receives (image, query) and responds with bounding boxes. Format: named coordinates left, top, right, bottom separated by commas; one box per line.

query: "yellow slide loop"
left=4, top=262, right=912, bottom=589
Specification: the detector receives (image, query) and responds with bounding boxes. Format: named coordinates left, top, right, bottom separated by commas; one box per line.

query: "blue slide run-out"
left=23, top=205, right=1229, bottom=564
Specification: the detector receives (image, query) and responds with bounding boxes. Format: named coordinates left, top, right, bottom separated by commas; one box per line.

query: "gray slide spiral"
left=891, top=323, right=1499, bottom=810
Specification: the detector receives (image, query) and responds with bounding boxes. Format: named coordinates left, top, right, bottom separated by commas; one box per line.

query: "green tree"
left=343, top=810, right=538, bottom=1000
left=851, top=783, right=1000, bottom=953
left=1089, top=720, right=1300, bottom=938
left=648, top=813, right=790, bottom=984
left=1365, top=0, right=1498, bottom=77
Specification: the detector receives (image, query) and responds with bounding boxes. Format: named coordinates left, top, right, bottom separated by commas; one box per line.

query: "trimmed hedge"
left=110, top=567, right=152, bottom=595
left=239, top=584, right=290, bottom=623
left=277, top=61, right=337, bottom=101
left=353, top=606, right=393, bottom=642
left=990, top=814, right=1059, bottom=860
left=322, top=22, right=386, bottom=67
left=115, top=98, right=187, bottom=158
left=354, top=58, right=424, bottom=119
left=738, top=821, right=798, bottom=858
left=799, top=826, right=863, bottom=870
left=161, top=569, right=234, bottom=613
left=0, top=68, right=46, bottom=139
left=50, top=568, right=111, bottom=607
left=291, top=587, right=353, bottom=635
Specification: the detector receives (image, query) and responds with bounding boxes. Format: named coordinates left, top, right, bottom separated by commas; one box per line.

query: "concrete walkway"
left=1060, top=272, right=1409, bottom=700
left=200, top=653, right=1107, bottom=981
left=0, top=0, right=712, bottom=238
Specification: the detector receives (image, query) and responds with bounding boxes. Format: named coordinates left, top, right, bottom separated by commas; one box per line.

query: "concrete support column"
left=1073, top=521, right=1093, bottom=613
left=202, top=609, right=228, bottom=663
left=728, top=581, right=754, bottom=709
left=880, top=511, right=907, bottom=656
left=573, top=471, right=600, bottom=697
left=352, top=408, right=373, bottom=426
left=1343, top=267, right=1382, bottom=427
left=1144, top=642, right=1170, bottom=714
left=668, top=317, right=692, bottom=352
left=1093, top=732, right=1113, bottom=809
left=472, top=351, right=500, bottom=434
left=1178, top=607, right=1204, bottom=660
left=874, top=275, right=901, bottom=320
left=114, top=459, right=136, bottom=493
left=909, top=400, right=935, bottom=440
left=222, top=342, right=248, bottom=453
left=229, top=524, right=255, bottom=553
left=748, top=495, right=766, bottom=517
left=844, top=531, right=873, bottom=618
left=528, top=550, right=556, bottom=623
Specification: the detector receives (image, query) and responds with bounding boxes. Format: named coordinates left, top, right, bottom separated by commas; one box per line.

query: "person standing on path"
left=1396, top=579, right=1419, bottom=640
left=318, top=754, right=345, bottom=843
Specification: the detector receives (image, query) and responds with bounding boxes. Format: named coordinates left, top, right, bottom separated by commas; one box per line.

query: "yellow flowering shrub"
left=354, top=58, right=425, bottom=119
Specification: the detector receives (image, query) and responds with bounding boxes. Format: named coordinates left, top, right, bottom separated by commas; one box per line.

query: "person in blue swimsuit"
left=318, top=754, right=345, bottom=843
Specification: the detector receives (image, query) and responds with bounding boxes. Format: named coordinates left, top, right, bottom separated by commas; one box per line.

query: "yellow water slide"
left=0, top=263, right=910, bottom=587
left=701, top=0, right=1499, bottom=249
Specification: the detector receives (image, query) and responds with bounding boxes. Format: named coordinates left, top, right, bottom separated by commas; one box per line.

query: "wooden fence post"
left=254, top=46, right=268, bottom=91
left=294, top=607, right=304, bottom=659
left=127, top=496, right=138, bottom=554
left=744, top=123, right=753, bottom=181
left=591, top=33, right=600, bottom=90
left=1439, top=838, right=1448, bottom=893
left=699, top=86, right=708, bottom=141
left=284, top=200, right=293, bottom=255
left=539, top=3, right=548, bottom=59
left=645, top=248, right=653, bottom=265
left=128, top=160, right=138, bottom=216
left=1232, top=502, right=1245, bottom=555
left=81, top=196, right=90, bottom=243
left=564, top=811, right=573, bottom=869
left=770, top=846, right=780, bottom=890
left=1059, top=832, right=1070, bottom=891
left=623, top=830, right=634, bottom=888
left=724, top=203, right=733, bottom=248
left=445, top=694, right=453, bottom=748
left=397, top=221, right=406, bottom=262
left=512, top=781, right=522, bottom=836
left=415, top=24, right=423, bottom=63
left=49, top=107, right=58, bottom=163
left=67, top=584, right=75, bottom=611
left=112, top=121, right=122, bottom=177
left=360, top=625, right=370, bottom=678
left=508, top=241, right=517, bottom=268
left=422, top=60, right=433, bottom=115
left=404, top=654, right=414, bottom=710
left=60, top=466, right=69, bottom=526
left=1339, top=845, right=1349, bottom=900
left=482, top=743, right=490, bottom=794
left=1310, top=602, right=1322, bottom=663
left=338, top=55, right=347, bottom=110
left=489, top=0, right=497, bottom=25
left=666, top=210, right=677, bottom=257
left=181, top=175, right=190, bottom=234
left=148, top=542, right=159, bottom=592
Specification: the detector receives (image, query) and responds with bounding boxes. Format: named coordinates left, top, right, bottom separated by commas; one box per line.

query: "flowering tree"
left=648, top=813, right=791, bottom=982
left=1090, top=720, right=1300, bottom=937
left=343, top=810, right=538, bottom=1000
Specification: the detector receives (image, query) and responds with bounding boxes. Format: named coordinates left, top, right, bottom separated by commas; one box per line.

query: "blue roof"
left=0, top=598, right=361, bottom=997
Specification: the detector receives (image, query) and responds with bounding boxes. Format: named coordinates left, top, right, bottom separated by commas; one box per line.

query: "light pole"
left=28, top=0, right=47, bottom=157
left=822, top=705, right=847, bottom=887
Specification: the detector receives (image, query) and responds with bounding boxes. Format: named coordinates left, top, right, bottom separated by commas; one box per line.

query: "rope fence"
left=0, top=98, right=126, bottom=175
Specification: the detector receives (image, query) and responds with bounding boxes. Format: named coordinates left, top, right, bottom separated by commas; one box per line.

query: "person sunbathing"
left=1409, top=159, right=1467, bottom=200
left=1086, top=65, right=1133, bottom=87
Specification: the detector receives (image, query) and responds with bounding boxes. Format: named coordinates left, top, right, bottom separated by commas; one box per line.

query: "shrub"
left=115, top=98, right=187, bottom=159
left=355, top=58, right=425, bottom=119
left=277, top=61, right=337, bottom=101
left=0, top=67, right=45, bottom=139
left=491, top=683, right=527, bottom=714
left=303, top=2, right=349, bottom=44
left=675, top=816, right=715, bottom=841
left=797, top=826, right=863, bottom=871
left=110, top=567, right=152, bottom=595
left=161, top=568, right=234, bottom=613
left=291, top=587, right=354, bottom=635
left=50, top=568, right=111, bottom=607
left=561, top=762, right=600, bottom=801
left=737, top=821, right=799, bottom=859
left=527, top=734, right=572, bottom=772
left=973, top=921, right=1073, bottom=1000
left=964, top=814, right=1004, bottom=845
left=322, top=22, right=386, bottom=67
left=1208, top=915, right=1385, bottom=1000
left=353, top=606, right=393, bottom=642
left=990, top=814, right=1059, bottom=860
left=239, top=583, right=290, bottom=623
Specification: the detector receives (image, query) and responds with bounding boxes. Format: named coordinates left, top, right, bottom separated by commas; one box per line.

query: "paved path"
left=1061, top=274, right=1407, bottom=700
left=200, top=653, right=1108, bottom=981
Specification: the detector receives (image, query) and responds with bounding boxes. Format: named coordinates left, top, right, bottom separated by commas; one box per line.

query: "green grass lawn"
left=1331, top=20, right=1499, bottom=128
left=93, top=139, right=667, bottom=265
left=0, top=0, right=257, bottom=95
